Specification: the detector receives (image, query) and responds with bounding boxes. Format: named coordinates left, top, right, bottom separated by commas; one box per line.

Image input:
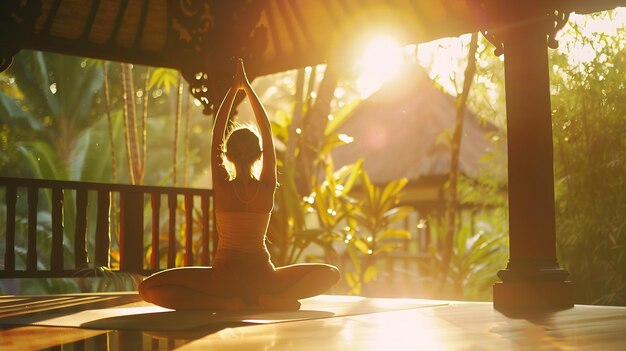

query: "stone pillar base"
left=493, top=281, right=574, bottom=312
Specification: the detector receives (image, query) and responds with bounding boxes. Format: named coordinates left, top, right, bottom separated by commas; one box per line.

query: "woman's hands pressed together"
left=233, top=58, right=249, bottom=91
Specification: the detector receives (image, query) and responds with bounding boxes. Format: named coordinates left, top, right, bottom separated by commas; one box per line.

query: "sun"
left=353, top=36, right=404, bottom=98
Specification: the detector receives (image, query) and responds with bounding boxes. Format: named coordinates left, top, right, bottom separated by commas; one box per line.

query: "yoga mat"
left=0, top=293, right=447, bottom=331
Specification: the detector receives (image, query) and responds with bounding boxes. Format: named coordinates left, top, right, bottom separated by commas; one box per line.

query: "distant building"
left=333, top=65, right=505, bottom=251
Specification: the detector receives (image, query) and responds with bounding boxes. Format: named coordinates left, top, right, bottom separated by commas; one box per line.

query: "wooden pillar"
left=493, top=12, right=573, bottom=311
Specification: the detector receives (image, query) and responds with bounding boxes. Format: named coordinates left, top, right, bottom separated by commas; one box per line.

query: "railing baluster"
left=212, top=196, right=218, bottom=262
left=95, top=190, right=111, bottom=268
left=51, top=187, right=64, bottom=273
left=184, top=194, right=193, bottom=266
left=74, top=189, right=88, bottom=270
left=201, top=194, right=209, bottom=266
left=4, top=185, right=17, bottom=272
left=150, top=193, right=161, bottom=270
left=120, top=191, right=144, bottom=273
left=167, top=194, right=177, bottom=268
left=27, top=187, right=39, bottom=272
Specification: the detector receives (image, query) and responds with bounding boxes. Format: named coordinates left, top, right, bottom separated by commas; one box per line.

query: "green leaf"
left=293, top=229, right=326, bottom=239
left=345, top=271, right=361, bottom=295
left=383, top=206, right=413, bottom=223
left=353, top=238, right=371, bottom=255
left=380, top=178, right=408, bottom=209
left=374, top=243, right=403, bottom=255
left=363, top=265, right=378, bottom=283
left=0, top=92, right=43, bottom=130
left=148, top=68, right=179, bottom=93
left=346, top=245, right=361, bottom=273
left=324, top=99, right=360, bottom=135
left=341, top=159, right=363, bottom=195
left=17, top=141, right=67, bottom=180
left=380, top=229, right=411, bottom=240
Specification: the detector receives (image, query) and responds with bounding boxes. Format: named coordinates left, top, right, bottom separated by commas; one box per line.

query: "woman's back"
left=214, top=178, right=274, bottom=213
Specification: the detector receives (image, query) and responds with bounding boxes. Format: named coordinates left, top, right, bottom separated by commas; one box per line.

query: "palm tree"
left=0, top=51, right=110, bottom=181
left=120, top=63, right=143, bottom=185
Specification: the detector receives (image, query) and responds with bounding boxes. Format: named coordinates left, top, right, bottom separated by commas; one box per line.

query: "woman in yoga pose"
left=139, top=59, right=340, bottom=311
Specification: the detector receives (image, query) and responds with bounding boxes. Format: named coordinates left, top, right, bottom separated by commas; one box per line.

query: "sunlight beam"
left=354, top=36, right=404, bottom=98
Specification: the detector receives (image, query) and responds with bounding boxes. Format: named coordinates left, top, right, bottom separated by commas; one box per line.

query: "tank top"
left=215, top=211, right=270, bottom=253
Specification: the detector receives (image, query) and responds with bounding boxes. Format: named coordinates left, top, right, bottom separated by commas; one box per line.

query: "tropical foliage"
left=0, top=52, right=211, bottom=293
left=550, top=15, right=626, bottom=305
left=343, top=172, right=413, bottom=295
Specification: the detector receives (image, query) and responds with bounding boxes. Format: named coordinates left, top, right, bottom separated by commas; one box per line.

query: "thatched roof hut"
left=333, top=65, right=502, bottom=213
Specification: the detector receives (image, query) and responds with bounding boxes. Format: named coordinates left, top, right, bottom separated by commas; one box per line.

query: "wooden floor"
left=1, top=293, right=625, bottom=350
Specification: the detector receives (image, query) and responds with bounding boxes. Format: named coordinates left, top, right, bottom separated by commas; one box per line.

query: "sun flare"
left=354, top=36, right=404, bottom=98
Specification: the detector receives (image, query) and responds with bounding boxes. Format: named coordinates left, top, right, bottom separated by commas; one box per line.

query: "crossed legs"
left=257, top=263, right=340, bottom=310
left=139, top=263, right=340, bottom=311
left=138, top=266, right=245, bottom=311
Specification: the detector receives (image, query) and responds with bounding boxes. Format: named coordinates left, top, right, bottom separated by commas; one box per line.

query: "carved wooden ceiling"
left=0, top=0, right=621, bottom=114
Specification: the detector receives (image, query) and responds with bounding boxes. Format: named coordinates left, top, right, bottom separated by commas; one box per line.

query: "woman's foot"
left=258, top=294, right=301, bottom=311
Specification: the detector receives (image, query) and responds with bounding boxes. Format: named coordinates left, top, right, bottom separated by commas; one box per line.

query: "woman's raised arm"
left=211, top=81, right=239, bottom=186
left=239, top=60, right=277, bottom=186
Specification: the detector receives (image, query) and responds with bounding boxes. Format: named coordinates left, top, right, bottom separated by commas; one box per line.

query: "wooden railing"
left=0, top=177, right=216, bottom=278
